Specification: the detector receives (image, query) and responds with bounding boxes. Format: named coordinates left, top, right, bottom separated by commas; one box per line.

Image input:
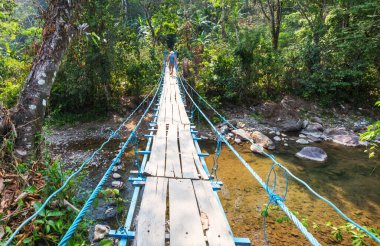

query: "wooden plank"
left=174, top=81, right=191, bottom=125
left=170, top=83, right=175, bottom=104
left=178, top=102, right=189, bottom=125
left=179, top=127, right=199, bottom=179
left=144, top=124, right=166, bottom=176
left=169, top=179, right=206, bottom=246
left=165, top=124, right=181, bottom=178
left=172, top=103, right=181, bottom=125
left=165, top=99, right=172, bottom=124
left=192, top=180, right=235, bottom=246
left=136, top=177, right=168, bottom=246
left=155, top=124, right=167, bottom=177
left=192, top=152, right=209, bottom=180
left=157, top=101, right=166, bottom=123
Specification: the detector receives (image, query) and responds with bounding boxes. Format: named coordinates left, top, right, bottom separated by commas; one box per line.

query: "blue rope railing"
left=178, top=75, right=380, bottom=245
left=57, top=68, right=165, bottom=245
left=4, top=65, right=165, bottom=246
left=177, top=74, right=321, bottom=246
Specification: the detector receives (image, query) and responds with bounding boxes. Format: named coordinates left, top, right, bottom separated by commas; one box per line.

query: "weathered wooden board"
left=155, top=124, right=167, bottom=177
left=136, top=177, right=168, bottom=246
left=192, top=152, right=209, bottom=180
left=172, top=103, right=181, bottom=125
left=178, top=104, right=190, bottom=125
left=184, top=125, right=208, bottom=179
left=144, top=124, right=166, bottom=176
left=165, top=100, right=172, bottom=124
left=193, top=180, right=235, bottom=246
left=165, top=124, right=181, bottom=178
left=179, top=127, right=199, bottom=179
left=157, top=101, right=166, bottom=123
left=169, top=179, right=206, bottom=246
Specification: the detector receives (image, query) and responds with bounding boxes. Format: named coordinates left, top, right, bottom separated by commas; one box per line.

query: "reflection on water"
left=200, top=140, right=380, bottom=245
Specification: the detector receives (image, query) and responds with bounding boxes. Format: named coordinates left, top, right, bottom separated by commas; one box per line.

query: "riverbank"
left=44, top=97, right=379, bottom=245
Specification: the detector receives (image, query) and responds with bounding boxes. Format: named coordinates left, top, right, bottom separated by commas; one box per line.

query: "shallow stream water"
left=199, top=140, right=380, bottom=245
left=61, top=136, right=379, bottom=245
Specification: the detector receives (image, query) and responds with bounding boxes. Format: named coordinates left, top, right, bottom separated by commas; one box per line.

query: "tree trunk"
left=258, top=0, right=282, bottom=50
left=11, top=0, right=81, bottom=159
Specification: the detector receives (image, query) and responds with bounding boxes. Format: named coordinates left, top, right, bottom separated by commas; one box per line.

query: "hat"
left=170, top=51, right=174, bottom=54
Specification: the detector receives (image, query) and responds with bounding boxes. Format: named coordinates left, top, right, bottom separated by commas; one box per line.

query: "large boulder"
left=279, top=118, right=303, bottom=132
left=250, top=144, right=265, bottom=154
left=331, top=134, right=360, bottom=147
left=324, top=127, right=349, bottom=137
left=296, top=147, right=328, bottom=162
left=250, top=131, right=275, bottom=150
left=296, top=139, right=309, bottom=145
left=301, top=123, right=325, bottom=141
left=304, top=122, right=323, bottom=132
left=324, top=127, right=360, bottom=147
left=232, top=129, right=250, bottom=141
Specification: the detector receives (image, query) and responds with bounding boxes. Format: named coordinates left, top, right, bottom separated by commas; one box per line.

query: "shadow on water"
left=199, top=140, right=380, bottom=245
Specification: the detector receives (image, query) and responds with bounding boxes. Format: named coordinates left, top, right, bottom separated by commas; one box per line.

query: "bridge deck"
left=135, top=70, right=235, bottom=245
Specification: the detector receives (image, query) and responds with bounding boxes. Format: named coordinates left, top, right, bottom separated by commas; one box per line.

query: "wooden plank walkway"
left=135, top=69, right=235, bottom=246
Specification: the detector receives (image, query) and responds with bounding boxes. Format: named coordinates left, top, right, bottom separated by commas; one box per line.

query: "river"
left=56, top=133, right=379, bottom=245
left=199, top=140, right=380, bottom=245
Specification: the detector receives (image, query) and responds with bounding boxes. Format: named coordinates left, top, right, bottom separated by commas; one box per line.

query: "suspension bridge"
left=5, top=56, right=380, bottom=246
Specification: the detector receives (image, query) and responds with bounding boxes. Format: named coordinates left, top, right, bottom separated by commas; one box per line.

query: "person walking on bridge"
left=166, top=51, right=178, bottom=76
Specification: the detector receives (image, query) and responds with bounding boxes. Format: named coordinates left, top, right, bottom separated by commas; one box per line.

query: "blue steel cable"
left=177, top=75, right=321, bottom=246
left=3, top=76, right=163, bottom=246
left=58, top=73, right=164, bottom=246
left=179, top=75, right=380, bottom=244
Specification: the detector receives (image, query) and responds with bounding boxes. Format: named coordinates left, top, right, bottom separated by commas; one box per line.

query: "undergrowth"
left=0, top=141, right=90, bottom=245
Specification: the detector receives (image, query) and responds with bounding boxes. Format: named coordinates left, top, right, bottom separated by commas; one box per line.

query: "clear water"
left=200, top=140, right=380, bottom=245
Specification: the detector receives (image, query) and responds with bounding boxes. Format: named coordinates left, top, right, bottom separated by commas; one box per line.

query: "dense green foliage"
left=0, top=0, right=41, bottom=107
left=173, top=0, right=380, bottom=105
left=360, top=100, right=380, bottom=158
left=2, top=0, right=379, bottom=113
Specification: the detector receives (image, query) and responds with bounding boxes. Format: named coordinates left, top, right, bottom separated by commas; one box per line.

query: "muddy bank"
left=46, top=116, right=147, bottom=242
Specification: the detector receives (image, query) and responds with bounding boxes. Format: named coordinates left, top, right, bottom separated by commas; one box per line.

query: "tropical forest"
left=0, top=0, right=379, bottom=245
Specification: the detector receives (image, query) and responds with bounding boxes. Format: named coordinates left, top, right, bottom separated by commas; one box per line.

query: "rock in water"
left=234, top=137, right=242, bottom=144
left=305, top=122, right=323, bottom=132
left=296, top=139, right=309, bottom=144
left=219, top=125, right=229, bottom=135
left=113, top=173, right=121, bottom=179
left=112, top=181, right=123, bottom=188
left=323, top=127, right=348, bottom=136
left=296, top=147, right=327, bottom=162
left=331, top=134, right=360, bottom=147
left=250, top=131, right=275, bottom=150
left=273, top=136, right=281, bottom=142
left=250, top=144, right=264, bottom=154
left=232, top=129, right=250, bottom=140
left=323, top=128, right=360, bottom=147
